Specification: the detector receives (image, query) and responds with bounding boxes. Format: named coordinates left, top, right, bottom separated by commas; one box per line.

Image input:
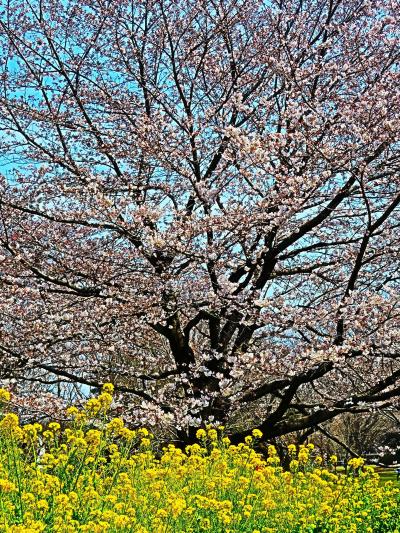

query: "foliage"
left=0, top=387, right=398, bottom=532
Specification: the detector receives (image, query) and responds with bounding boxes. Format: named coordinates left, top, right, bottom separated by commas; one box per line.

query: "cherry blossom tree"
left=0, top=0, right=399, bottom=442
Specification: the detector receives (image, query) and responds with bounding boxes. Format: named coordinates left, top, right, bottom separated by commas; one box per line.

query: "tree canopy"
left=0, top=0, right=399, bottom=441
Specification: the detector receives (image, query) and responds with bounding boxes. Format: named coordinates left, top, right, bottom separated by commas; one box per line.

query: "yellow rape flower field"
left=0, top=386, right=398, bottom=532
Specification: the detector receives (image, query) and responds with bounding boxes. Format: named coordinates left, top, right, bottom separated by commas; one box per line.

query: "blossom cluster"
left=0, top=386, right=398, bottom=532
left=0, top=0, right=399, bottom=443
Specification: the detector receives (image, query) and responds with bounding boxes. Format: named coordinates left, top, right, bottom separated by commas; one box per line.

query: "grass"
left=333, top=465, right=399, bottom=485
left=375, top=467, right=399, bottom=485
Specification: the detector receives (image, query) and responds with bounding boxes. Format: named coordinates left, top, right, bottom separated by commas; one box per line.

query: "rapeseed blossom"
left=0, top=385, right=397, bottom=532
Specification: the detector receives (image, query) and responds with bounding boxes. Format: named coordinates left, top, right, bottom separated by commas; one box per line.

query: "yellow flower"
left=22, top=492, right=36, bottom=503
left=23, top=424, right=40, bottom=443
left=102, top=382, right=114, bottom=394
left=0, top=478, right=16, bottom=492
left=252, top=429, right=263, bottom=439
left=74, top=437, right=87, bottom=450
left=107, top=417, right=124, bottom=434
left=0, top=388, right=11, bottom=402
left=298, top=447, right=310, bottom=463
left=85, top=398, right=102, bottom=415
left=267, top=445, right=277, bottom=456
left=348, top=457, right=365, bottom=469
left=119, top=427, right=136, bottom=441
left=0, top=412, right=19, bottom=429
left=85, top=429, right=101, bottom=447
left=98, top=392, right=112, bottom=409
left=114, top=515, right=130, bottom=527
left=208, top=429, right=218, bottom=441
left=0, top=413, right=22, bottom=439
left=196, top=428, right=207, bottom=440
left=66, top=406, right=79, bottom=417
left=36, top=499, right=49, bottom=513
left=0, top=388, right=397, bottom=533
left=170, top=496, right=186, bottom=517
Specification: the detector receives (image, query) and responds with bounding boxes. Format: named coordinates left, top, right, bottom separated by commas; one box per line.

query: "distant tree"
left=0, top=0, right=399, bottom=442
left=312, top=412, right=399, bottom=459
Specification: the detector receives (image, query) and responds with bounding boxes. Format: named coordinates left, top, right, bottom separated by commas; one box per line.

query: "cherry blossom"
left=0, top=0, right=399, bottom=442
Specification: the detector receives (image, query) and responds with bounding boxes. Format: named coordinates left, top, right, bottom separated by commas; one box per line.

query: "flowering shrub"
left=0, top=386, right=398, bottom=532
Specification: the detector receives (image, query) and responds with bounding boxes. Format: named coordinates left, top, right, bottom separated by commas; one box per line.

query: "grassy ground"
left=375, top=467, right=399, bottom=485
left=336, top=465, right=399, bottom=484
